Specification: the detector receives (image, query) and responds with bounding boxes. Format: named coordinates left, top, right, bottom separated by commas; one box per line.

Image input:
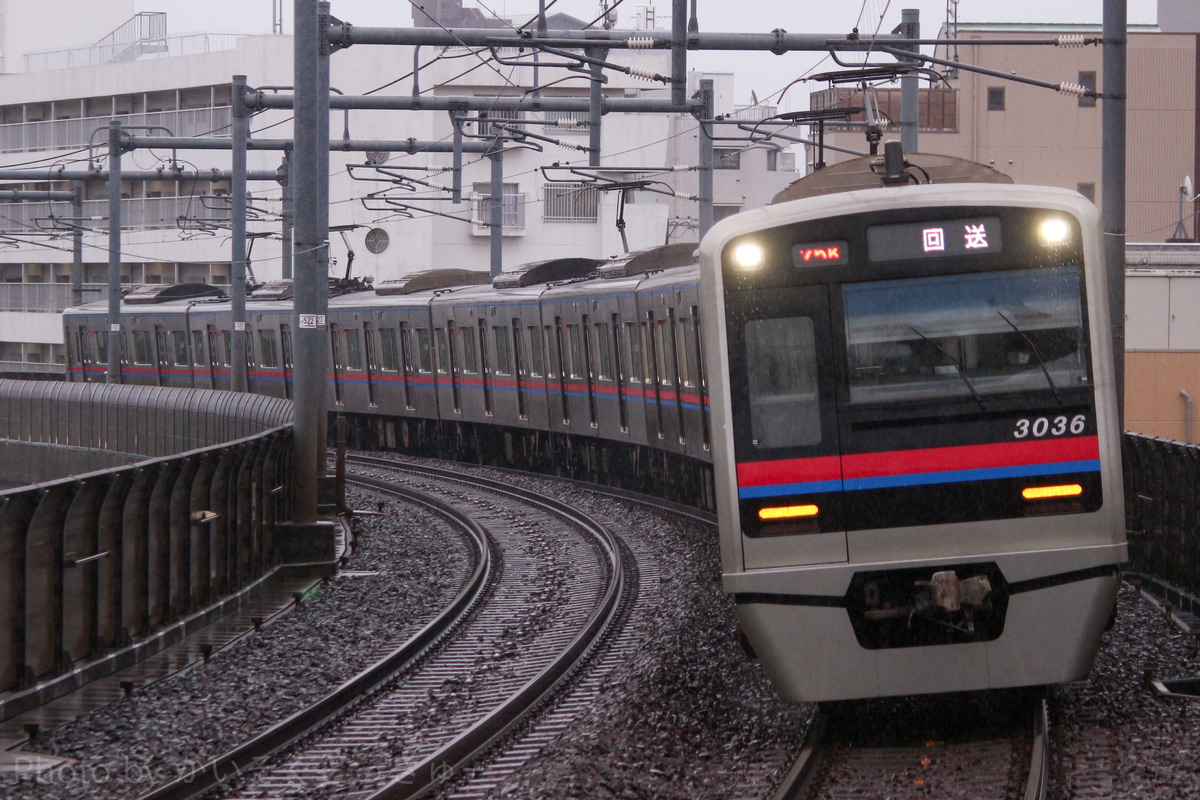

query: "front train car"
left=699, top=183, right=1126, bottom=702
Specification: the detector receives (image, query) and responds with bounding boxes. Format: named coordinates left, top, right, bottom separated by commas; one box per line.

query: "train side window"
left=171, top=331, right=189, bottom=366
left=528, top=325, right=544, bottom=377
left=746, top=316, right=821, bottom=449
left=624, top=322, right=642, bottom=383
left=95, top=330, right=108, bottom=364
left=207, top=326, right=224, bottom=367
left=434, top=328, right=451, bottom=374
left=678, top=317, right=697, bottom=388
left=191, top=330, right=207, bottom=366
left=258, top=330, right=279, bottom=369
left=459, top=325, right=477, bottom=374
left=513, top=324, right=526, bottom=376
left=280, top=325, right=293, bottom=369
left=566, top=323, right=584, bottom=379
left=379, top=327, right=399, bottom=371
left=345, top=327, right=363, bottom=370
left=330, top=324, right=345, bottom=370
left=132, top=330, right=153, bottom=365
left=493, top=326, right=511, bottom=375
left=221, top=331, right=232, bottom=367
left=654, top=319, right=675, bottom=387
left=155, top=326, right=170, bottom=367
left=416, top=328, right=433, bottom=373
left=546, top=324, right=560, bottom=379
left=594, top=322, right=612, bottom=380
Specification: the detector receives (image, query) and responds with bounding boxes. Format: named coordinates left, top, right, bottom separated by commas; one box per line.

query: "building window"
left=472, top=182, right=524, bottom=230
left=543, top=182, right=599, bottom=223
left=713, top=147, right=741, bottom=169
left=1078, top=72, right=1097, bottom=108
left=1077, top=183, right=1096, bottom=203
left=987, top=87, right=1005, bottom=111
left=766, top=149, right=778, bottom=172
left=714, top=205, right=741, bottom=223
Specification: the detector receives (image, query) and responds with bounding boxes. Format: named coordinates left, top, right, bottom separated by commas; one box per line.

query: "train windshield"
left=843, top=266, right=1088, bottom=405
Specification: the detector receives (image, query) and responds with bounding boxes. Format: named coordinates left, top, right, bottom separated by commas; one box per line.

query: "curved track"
left=141, top=456, right=629, bottom=800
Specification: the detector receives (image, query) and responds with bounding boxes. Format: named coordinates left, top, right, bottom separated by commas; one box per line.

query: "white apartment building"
left=0, top=1, right=796, bottom=371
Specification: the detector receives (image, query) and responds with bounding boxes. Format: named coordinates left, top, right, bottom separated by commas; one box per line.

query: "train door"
left=363, top=321, right=378, bottom=407
left=581, top=314, right=597, bottom=427
left=690, top=307, right=711, bottom=451
left=153, top=325, right=169, bottom=385
left=190, top=328, right=211, bottom=389
left=329, top=324, right=344, bottom=405
left=726, top=286, right=847, bottom=569
left=512, top=320, right=526, bottom=420
left=553, top=318, right=569, bottom=425
left=478, top=320, right=493, bottom=417
left=280, top=324, right=294, bottom=399
left=644, top=312, right=664, bottom=440
left=446, top=321, right=461, bottom=413
left=610, top=314, right=628, bottom=432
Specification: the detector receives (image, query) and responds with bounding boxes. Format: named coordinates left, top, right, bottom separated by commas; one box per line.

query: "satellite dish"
left=1186, top=176, right=1194, bottom=202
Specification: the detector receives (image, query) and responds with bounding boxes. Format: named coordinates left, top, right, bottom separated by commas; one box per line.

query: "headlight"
left=731, top=242, right=765, bottom=271
left=1039, top=218, right=1072, bottom=248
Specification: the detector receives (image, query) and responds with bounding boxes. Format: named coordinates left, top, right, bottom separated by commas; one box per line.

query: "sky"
left=136, top=0, right=1160, bottom=109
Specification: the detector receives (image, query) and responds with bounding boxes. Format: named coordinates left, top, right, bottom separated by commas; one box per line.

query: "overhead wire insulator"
left=426, top=166, right=450, bottom=173
left=626, top=66, right=660, bottom=81
left=627, top=36, right=655, bottom=49
left=672, top=164, right=694, bottom=172
left=554, top=119, right=584, bottom=127
left=1057, top=82, right=1089, bottom=97
left=673, top=191, right=698, bottom=200
left=1056, top=35, right=1088, bottom=47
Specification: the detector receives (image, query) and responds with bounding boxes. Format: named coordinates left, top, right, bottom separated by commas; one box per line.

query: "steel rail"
left=136, top=479, right=494, bottom=800
left=346, top=454, right=628, bottom=800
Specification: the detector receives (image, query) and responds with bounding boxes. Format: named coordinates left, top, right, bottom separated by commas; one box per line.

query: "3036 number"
left=1014, top=414, right=1086, bottom=439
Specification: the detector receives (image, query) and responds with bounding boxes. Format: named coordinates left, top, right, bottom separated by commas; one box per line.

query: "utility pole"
left=900, top=9, right=920, bottom=154
left=106, top=120, right=123, bottom=385
left=1102, top=0, right=1126, bottom=427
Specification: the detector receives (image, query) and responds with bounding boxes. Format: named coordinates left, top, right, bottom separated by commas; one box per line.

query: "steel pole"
left=1102, top=0, right=1127, bottom=427
left=231, top=74, right=250, bottom=393
left=71, top=182, right=83, bottom=308
left=281, top=151, right=294, bottom=280
left=698, top=79, right=714, bottom=240
left=106, top=120, right=123, bottom=385
left=900, top=9, right=920, bottom=154
left=292, top=0, right=325, bottom=523
left=489, top=139, right=503, bottom=278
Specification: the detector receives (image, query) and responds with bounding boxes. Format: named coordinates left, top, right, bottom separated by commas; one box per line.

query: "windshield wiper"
left=908, top=325, right=987, bottom=410
left=996, top=310, right=1065, bottom=406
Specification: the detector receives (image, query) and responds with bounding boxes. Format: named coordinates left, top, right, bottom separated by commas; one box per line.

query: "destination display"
left=867, top=216, right=1002, bottom=262
left=791, top=240, right=850, bottom=267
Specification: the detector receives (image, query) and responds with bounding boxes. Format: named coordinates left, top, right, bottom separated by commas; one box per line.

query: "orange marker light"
left=1022, top=484, right=1083, bottom=500
left=758, top=504, right=819, bottom=520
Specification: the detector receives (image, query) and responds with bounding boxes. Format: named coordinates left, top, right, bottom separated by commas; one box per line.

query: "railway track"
left=773, top=692, right=1050, bottom=800
left=140, top=456, right=630, bottom=800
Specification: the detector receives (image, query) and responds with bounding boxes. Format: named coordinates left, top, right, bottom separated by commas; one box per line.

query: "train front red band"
left=737, top=436, right=1101, bottom=499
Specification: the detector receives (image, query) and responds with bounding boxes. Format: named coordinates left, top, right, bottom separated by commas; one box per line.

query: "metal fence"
left=1124, top=432, right=1200, bottom=596
left=0, top=107, right=232, bottom=154
left=0, top=381, right=294, bottom=696
left=0, top=283, right=111, bottom=312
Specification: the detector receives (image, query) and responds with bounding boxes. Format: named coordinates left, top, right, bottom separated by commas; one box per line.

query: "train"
left=63, top=180, right=1126, bottom=703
